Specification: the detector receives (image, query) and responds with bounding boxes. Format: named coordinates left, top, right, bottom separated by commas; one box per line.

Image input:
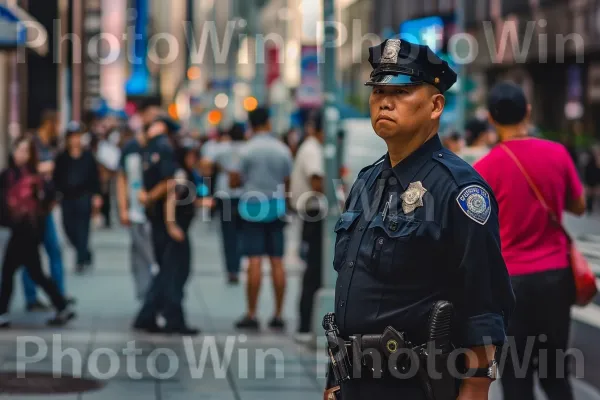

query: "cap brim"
left=365, top=74, right=423, bottom=86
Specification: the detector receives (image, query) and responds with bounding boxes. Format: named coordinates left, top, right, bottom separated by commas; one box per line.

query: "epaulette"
left=431, top=148, right=487, bottom=187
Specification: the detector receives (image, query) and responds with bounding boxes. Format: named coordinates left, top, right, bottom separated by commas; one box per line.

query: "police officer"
left=132, top=115, right=198, bottom=335
left=327, top=39, right=515, bottom=399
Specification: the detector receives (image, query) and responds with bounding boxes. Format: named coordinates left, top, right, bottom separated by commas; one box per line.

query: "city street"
left=0, top=211, right=599, bottom=398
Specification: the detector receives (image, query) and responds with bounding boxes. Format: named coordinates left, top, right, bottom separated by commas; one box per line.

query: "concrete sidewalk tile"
left=161, top=377, right=234, bottom=393
left=81, top=354, right=179, bottom=382
left=233, top=374, right=316, bottom=391
left=1, top=360, right=84, bottom=377
left=162, top=392, right=236, bottom=400
left=239, top=389, right=322, bottom=400
left=80, top=380, right=157, bottom=399
left=0, top=395, right=78, bottom=400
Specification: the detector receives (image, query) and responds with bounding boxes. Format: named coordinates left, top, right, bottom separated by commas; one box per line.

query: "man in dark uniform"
left=326, top=39, right=515, bottom=399
left=132, top=116, right=198, bottom=335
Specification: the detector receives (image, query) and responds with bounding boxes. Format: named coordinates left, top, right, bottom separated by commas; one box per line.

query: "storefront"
left=0, top=1, right=48, bottom=169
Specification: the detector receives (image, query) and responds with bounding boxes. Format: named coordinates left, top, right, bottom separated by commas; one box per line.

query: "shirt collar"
left=382, top=134, right=443, bottom=190
left=251, top=131, right=273, bottom=140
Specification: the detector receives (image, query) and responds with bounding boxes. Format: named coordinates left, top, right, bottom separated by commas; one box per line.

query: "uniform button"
left=349, top=261, right=355, bottom=268
left=378, top=238, right=384, bottom=245
left=438, top=153, right=443, bottom=158
left=339, top=301, right=345, bottom=307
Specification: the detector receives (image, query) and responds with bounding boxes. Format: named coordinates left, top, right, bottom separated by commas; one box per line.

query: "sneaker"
left=26, top=300, right=50, bottom=312
left=235, top=316, right=259, bottom=330
left=65, top=297, right=76, bottom=306
left=227, top=275, right=239, bottom=285
left=47, top=309, right=76, bottom=326
left=268, top=317, right=285, bottom=331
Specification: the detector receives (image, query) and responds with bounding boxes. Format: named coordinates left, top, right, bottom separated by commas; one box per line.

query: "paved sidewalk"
left=0, top=214, right=599, bottom=398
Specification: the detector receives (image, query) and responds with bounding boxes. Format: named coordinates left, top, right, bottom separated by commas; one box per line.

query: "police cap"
left=365, top=39, right=457, bottom=93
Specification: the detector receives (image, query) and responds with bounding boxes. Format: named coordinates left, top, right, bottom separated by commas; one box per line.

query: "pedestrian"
left=474, top=81, right=586, bottom=400
left=22, top=110, right=69, bottom=311
left=458, top=118, right=497, bottom=165
left=116, top=126, right=155, bottom=301
left=290, top=109, right=326, bottom=338
left=53, top=121, right=103, bottom=273
left=95, top=117, right=121, bottom=229
left=231, top=107, right=293, bottom=331
left=162, top=144, right=205, bottom=335
left=324, top=39, right=515, bottom=400
left=212, top=123, right=246, bottom=284
left=132, top=116, right=191, bottom=334
left=0, top=136, right=76, bottom=327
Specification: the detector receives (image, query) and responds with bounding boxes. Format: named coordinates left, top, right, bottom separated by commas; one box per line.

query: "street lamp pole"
left=248, top=0, right=265, bottom=105
left=186, top=0, right=194, bottom=77
left=227, top=0, right=238, bottom=125
left=455, top=0, right=466, bottom=132
left=312, top=0, right=340, bottom=345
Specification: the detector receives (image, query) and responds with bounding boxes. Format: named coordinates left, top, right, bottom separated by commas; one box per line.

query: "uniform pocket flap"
left=334, top=211, right=361, bottom=232
left=369, top=214, right=420, bottom=238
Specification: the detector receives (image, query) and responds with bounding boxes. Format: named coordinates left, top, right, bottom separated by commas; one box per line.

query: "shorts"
left=242, top=220, right=285, bottom=257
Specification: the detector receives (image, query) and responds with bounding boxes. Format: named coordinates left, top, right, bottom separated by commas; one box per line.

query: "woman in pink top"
left=474, top=82, right=586, bottom=400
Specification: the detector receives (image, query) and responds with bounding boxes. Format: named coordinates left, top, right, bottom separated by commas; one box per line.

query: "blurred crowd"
left=0, top=98, right=330, bottom=336
left=0, top=98, right=599, bottom=335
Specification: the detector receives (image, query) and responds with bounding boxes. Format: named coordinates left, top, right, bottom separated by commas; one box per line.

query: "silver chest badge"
left=400, top=181, right=427, bottom=214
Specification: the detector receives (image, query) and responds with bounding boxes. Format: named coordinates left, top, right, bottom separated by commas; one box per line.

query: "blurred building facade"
left=363, top=0, right=599, bottom=140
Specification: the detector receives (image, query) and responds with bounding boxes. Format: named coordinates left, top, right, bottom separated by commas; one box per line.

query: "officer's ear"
left=430, top=92, right=445, bottom=121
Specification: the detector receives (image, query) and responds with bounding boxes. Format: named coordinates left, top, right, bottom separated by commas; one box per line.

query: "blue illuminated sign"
left=399, top=16, right=445, bottom=54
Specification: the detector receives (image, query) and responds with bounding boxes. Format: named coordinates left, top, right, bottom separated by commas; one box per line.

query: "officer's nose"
left=379, top=97, right=394, bottom=111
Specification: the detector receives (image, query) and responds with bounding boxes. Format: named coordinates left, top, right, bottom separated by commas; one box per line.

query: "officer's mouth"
left=376, top=114, right=395, bottom=123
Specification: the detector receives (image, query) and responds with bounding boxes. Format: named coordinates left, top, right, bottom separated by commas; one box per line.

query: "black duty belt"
left=323, top=301, right=459, bottom=400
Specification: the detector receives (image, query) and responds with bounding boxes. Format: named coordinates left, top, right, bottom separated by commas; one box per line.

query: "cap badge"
left=400, top=181, right=427, bottom=214
left=381, top=39, right=401, bottom=64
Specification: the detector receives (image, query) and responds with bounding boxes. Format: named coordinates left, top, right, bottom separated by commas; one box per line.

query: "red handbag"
left=500, top=144, right=598, bottom=306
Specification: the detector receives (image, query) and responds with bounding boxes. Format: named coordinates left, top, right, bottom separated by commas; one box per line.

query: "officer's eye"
left=395, top=89, right=408, bottom=95
left=373, top=88, right=384, bottom=94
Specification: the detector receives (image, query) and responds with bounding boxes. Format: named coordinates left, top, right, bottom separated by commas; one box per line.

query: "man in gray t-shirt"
left=230, top=108, right=292, bottom=331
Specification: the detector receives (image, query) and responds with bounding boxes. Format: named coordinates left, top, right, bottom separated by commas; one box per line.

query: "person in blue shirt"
left=325, top=39, right=515, bottom=400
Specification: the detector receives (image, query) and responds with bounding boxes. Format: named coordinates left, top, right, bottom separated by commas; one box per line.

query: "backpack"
left=4, top=169, right=41, bottom=223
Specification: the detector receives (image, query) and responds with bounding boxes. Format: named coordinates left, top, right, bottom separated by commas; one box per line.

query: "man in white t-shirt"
left=290, top=110, right=326, bottom=335
left=116, top=103, right=161, bottom=301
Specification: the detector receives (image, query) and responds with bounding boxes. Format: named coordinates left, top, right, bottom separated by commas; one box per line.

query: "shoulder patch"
left=456, top=185, right=491, bottom=225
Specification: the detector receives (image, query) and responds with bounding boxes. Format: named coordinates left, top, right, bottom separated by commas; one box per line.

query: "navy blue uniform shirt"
left=142, top=134, right=177, bottom=222
left=334, top=134, right=515, bottom=348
